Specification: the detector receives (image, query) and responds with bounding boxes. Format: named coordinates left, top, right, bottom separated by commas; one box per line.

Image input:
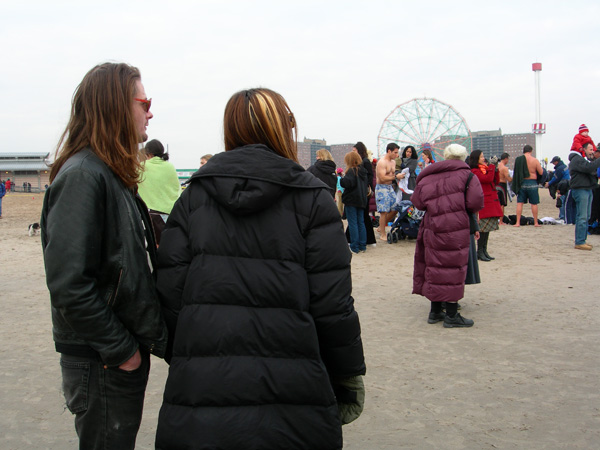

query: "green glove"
left=332, top=375, right=365, bottom=425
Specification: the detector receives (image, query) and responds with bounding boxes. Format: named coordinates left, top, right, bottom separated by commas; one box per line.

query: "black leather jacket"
left=41, top=148, right=167, bottom=367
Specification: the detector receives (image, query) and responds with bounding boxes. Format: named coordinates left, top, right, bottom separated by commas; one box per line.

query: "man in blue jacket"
left=568, top=143, right=600, bottom=250
left=545, top=156, right=570, bottom=220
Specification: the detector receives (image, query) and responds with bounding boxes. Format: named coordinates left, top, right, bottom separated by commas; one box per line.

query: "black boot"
left=477, top=234, right=491, bottom=261
left=443, top=303, right=473, bottom=327
left=428, top=302, right=445, bottom=324
left=481, top=232, right=495, bottom=260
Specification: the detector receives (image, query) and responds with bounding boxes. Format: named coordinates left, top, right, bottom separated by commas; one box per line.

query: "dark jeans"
left=571, top=188, right=592, bottom=245
left=345, top=206, right=366, bottom=252
left=60, top=351, right=150, bottom=450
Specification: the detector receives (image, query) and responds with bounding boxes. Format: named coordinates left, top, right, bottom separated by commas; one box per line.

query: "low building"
left=298, top=138, right=329, bottom=168
left=469, top=130, right=537, bottom=167
left=503, top=133, right=536, bottom=162
left=297, top=138, right=355, bottom=169
left=0, top=152, right=51, bottom=192
left=471, top=129, right=504, bottom=161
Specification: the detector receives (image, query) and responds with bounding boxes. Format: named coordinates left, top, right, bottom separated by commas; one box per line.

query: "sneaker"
left=574, top=244, right=593, bottom=251
left=369, top=243, right=377, bottom=248
left=427, top=312, right=445, bottom=324
left=443, top=313, right=474, bottom=328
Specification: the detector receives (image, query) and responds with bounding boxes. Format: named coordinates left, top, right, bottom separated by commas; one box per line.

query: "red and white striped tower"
left=532, top=62, right=546, bottom=164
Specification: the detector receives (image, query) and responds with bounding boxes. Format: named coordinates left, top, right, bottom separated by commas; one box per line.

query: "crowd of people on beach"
left=37, top=61, right=598, bottom=449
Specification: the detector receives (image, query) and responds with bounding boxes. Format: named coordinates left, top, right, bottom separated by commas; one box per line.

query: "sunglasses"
left=134, top=98, right=152, bottom=113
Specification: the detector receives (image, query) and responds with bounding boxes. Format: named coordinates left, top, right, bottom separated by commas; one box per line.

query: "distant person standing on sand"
left=341, top=151, right=368, bottom=253
left=412, top=144, right=484, bottom=328
left=40, top=63, right=167, bottom=449
left=511, top=145, right=543, bottom=227
left=0, top=179, right=5, bottom=218
left=352, top=141, right=377, bottom=246
left=568, top=142, right=600, bottom=250
left=469, top=150, right=502, bottom=261
left=497, top=153, right=512, bottom=220
left=376, top=143, right=404, bottom=240
left=545, top=156, right=570, bottom=221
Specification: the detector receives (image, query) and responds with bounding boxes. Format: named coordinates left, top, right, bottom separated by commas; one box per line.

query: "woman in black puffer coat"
left=307, top=148, right=337, bottom=197
left=155, top=88, right=366, bottom=450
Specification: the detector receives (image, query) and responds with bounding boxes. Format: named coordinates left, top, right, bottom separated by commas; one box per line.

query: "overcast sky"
left=1, top=0, right=598, bottom=168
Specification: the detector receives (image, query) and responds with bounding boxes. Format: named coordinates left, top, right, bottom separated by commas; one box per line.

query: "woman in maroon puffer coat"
left=469, top=150, right=503, bottom=262
left=412, top=144, right=484, bottom=328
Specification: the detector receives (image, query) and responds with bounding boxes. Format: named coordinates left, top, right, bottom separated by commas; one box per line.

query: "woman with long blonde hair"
left=155, top=88, right=366, bottom=449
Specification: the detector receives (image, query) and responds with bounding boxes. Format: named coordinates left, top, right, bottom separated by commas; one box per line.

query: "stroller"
left=386, top=200, right=423, bottom=243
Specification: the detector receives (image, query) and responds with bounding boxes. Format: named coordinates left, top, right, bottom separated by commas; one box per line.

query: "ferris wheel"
left=377, top=97, right=472, bottom=161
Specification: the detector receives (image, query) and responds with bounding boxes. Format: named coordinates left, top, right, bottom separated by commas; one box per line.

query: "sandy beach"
left=0, top=190, right=598, bottom=449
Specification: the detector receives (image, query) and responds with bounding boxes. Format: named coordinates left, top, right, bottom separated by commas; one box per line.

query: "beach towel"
left=511, top=155, right=529, bottom=194
left=397, top=168, right=413, bottom=195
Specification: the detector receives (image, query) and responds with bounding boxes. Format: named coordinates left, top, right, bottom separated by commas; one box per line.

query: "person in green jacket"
left=138, top=139, right=181, bottom=244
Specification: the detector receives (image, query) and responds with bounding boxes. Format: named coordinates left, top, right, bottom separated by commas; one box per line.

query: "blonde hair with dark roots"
left=223, top=88, right=298, bottom=162
left=50, top=62, right=144, bottom=188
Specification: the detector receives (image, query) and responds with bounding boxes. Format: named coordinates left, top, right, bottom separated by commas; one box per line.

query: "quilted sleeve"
left=156, top=187, right=194, bottom=363
left=304, top=190, right=366, bottom=378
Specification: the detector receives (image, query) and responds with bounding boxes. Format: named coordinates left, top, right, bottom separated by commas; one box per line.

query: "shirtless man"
left=514, top=145, right=543, bottom=227
left=497, top=153, right=512, bottom=220
left=375, top=143, right=405, bottom=240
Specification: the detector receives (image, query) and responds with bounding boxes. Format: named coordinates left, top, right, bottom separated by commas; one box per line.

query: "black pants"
left=60, top=351, right=150, bottom=450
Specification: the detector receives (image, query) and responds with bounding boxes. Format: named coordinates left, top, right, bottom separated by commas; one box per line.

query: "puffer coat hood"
left=156, top=144, right=365, bottom=449
left=190, top=144, right=327, bottom=214
left=306, top=159, right=337, bottom=197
